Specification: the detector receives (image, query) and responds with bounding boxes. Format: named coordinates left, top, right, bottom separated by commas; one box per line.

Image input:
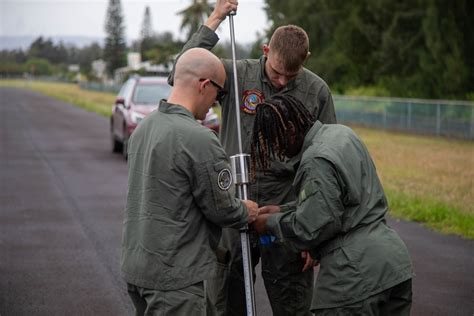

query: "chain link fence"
left=76, top=80, right=474, bottom=141
left=334, top=95, right=474, bottom=140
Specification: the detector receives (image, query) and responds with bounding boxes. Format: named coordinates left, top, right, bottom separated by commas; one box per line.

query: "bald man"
left=121, top=48, right=259, bottom=315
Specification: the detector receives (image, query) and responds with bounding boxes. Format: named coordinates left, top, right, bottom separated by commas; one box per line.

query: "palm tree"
left=177, top=0, right=213, bottom=41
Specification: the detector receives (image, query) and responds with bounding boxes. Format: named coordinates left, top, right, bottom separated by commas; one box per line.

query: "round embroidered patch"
left=241, top=89, right=265, bottom=114
left=217, top=168, right=233, bottom=191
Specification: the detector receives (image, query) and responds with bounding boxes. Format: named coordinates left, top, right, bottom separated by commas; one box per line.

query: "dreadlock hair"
left=250, top=94, right=315, bottom=178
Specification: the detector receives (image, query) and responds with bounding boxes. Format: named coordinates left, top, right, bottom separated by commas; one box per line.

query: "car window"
left=119, top=80, right=134, bottom=98
left=133, top=83, right=171, bottom=105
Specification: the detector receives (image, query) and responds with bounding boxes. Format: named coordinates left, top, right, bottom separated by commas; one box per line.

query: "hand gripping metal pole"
left=228, top=12, right=257, bottom=316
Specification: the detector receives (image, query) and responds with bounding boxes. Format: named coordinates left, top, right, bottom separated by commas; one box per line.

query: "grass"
left=0, top=79, right=115, bottom=117
left=386, top=189, right=474, bottom=239
left=2, top=79, right=473, bottom=239
left=354, top=127, right=473, bottom=239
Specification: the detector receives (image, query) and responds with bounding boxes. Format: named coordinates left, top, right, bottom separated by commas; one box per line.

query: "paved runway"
left=1, top=87, right=473, bottom=315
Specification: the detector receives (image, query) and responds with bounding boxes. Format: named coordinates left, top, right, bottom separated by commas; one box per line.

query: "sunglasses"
left=199, top=78, right=227, bottom=103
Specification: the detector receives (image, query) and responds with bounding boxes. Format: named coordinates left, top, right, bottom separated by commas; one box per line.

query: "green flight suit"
left=121, top=101, right=249, bottom=315
left=266, top=121, right=414, bottom=314
left=169, top=25, right=337, bottom=315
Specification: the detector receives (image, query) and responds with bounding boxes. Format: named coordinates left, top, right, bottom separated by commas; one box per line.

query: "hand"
left=252, top=213, right=270, bottom=234
left=206, top=0, right=239, bottom=29
left=216, top=0, right=239, bottom=18
left=301, top=251, right=319, bottom=272
left=258, top=205, right=281, bottom=215
left=242, top=200, right=258, bottom=224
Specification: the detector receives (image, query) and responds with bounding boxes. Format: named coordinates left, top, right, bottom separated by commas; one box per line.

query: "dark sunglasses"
left=199, top=78, right=227, bottom=103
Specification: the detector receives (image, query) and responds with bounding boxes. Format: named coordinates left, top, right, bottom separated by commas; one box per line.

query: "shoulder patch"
left=217, top=168, right=233, bottom=191
left=241, top=89, right=265, bottom=114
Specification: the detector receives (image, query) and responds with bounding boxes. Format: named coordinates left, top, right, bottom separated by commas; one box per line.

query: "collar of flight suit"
left=159, top=99, right=195, bottom=119
left=288, top=121, right=324, bottom=175
left=301, top=120, right=324, bottom=155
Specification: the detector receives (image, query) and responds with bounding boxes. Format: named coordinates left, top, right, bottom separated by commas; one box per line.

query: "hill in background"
left=0, top=36, right=104, bottom=50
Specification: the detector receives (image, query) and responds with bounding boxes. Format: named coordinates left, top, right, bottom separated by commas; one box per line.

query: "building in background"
left=114, top=52, right=173, bottom=83
left=92, top=59, right=107, bottom=82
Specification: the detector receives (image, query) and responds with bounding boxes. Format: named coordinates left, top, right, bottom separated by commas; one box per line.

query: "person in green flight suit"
left=251, top=94, right=414, bottom=315
left=121, top=47, right=259, bottom=315
left=168, top=0, right=336, bottom=314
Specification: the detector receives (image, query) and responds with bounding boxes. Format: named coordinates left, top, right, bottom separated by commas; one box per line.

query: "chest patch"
left=217, top=168, right=233, bottom=191
left=241, top=89, right=265, bottom=114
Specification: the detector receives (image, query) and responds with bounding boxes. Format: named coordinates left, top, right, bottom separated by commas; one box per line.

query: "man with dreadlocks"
left=169, top=1, right=336, bottom=314
left=252, top=95, right=414, bottom=315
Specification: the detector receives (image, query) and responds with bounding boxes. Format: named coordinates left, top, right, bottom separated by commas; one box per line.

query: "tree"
left=0, top=48, right=27, bottom=64
left=28, top=36, right=68, bottom=65
left=177, top=0, right=213, bottom=41
left=140, top=6, right=156, bottom=57
left=249, top=31, right=266, bottom=59
left=0, top=37, right=105, bottom=78
left=142, top=32, right=183, bottom=67
left=104, top=0, right=127, bottom=76
left=141, top=6, right=153, bottom=39
left=263, top=0, right=473, bottom=99
left=0, top=49, right=27, bottom=76
left=415, top=0, right=469, bottom=98
left=75, top=43, right=103, bottom=77
left=25, top=58, right=54, bottom=76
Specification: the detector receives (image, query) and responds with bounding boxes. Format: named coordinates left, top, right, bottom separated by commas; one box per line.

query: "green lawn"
left=0, top=79, right=115, bottom=117
left=2, top=79, right=473, bottom=239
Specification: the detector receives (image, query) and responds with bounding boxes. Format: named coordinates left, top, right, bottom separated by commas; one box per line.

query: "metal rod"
left=229, top=14, right=243, bottom=155
left=228, top=12, right=257, bottom=316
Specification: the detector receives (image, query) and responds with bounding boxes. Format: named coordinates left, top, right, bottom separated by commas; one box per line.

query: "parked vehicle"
left=199, top=107, right=220, bottom=134
left=111, top=76, right=220, bottom=159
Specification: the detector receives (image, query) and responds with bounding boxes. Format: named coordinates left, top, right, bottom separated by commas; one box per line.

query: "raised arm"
left=168, top=0, right=238, bottom=86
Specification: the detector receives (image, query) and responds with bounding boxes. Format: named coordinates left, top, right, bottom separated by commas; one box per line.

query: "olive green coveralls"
left=265, top=121, right=414, bottom=315
left=169, top=25, right=337, bottom=315
left=121, top=101, right=249, bottom=315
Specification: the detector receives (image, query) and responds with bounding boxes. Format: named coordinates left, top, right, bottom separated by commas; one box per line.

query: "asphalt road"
left=0, top=87, right=473, bottom=315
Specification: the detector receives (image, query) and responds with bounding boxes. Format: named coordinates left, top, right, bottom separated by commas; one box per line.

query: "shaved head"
left=168, top=48, right=226, bottom=120
left=174, top=48, right=225, bottom=87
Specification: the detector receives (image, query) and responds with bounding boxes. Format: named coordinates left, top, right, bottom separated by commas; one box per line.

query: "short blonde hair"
left=269, top=25, right=309, bottom=73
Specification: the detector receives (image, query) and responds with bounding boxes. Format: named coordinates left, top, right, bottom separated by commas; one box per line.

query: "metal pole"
left=228, top=13, right=257, bottom=316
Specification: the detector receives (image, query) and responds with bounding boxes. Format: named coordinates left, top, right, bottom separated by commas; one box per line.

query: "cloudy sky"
left=0, top=0, right=269, bottom=43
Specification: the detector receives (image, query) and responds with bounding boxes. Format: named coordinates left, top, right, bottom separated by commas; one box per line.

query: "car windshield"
left=133, top=83, right=171, bottom=105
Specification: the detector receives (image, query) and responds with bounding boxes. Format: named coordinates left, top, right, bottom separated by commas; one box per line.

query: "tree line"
left=0, top=37, right=103, bottom=79
left=0, top=0, right=251, bottom=81
left=263, top=0, right=473, bottom=100
left=1, top=0, right=472, bottom=100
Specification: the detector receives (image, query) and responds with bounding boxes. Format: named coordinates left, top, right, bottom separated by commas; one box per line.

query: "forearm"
left=266, top=212, right=317, bottom=252
left=215, top=200, right=248, bottom=229
left=266, top=161, right=344, bottom=251
left=266, top=209, right=339, bottom=253
left=204, top=0, right=237, bottom=31
left=182, top=25, right=219, bottom=52
left=204, top=11, right=225, bottom=31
